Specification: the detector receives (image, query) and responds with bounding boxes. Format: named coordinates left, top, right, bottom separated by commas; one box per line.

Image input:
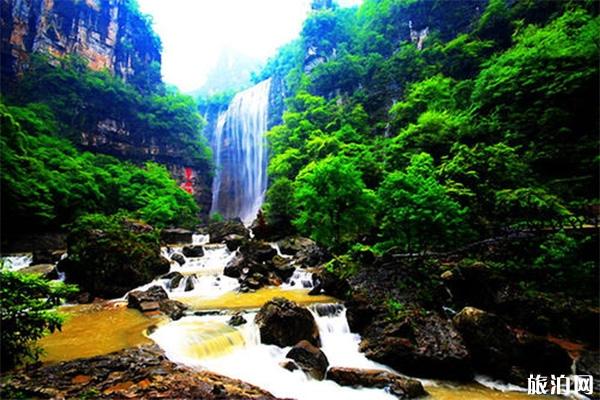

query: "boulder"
left=0, top=345, right=283, bottom=400
left=286, top=340, right=329, bottom=380
left=224, top=255, right=245, bottom=278
left=276, top=237, right=316, bottom=256
left=239, top=241, right=277, bottom=264
left=295, top=243, right=331, bottom=268
left=19, top=263, right=57, bottom=280
left=513, top=333, right=573, bottom=379
left=327, top=367, right=426, bottom=399
left=280, top=360, right=299, bottom=372
left=224, top=234, right=247, bottom=251
left=242, top=273, right=267, bottom=290
left=272, top=261, right=295, bottom=281
left=228, top=311, right=247, bottom=327
left=162, top=271, right=184, bottom=289
left=170, top=253, right=186, bottom=266
left=453, top=307, right=516, bottom=378
left=184, top=276, right=195, bottom=292
left=310, top=268, right=350, bottom=298
left=345, top=293, right=378, bottom=334
left=361, top=313, right=473, bottom=380
left=160, top=300, right=188, bottom=320
left=160, top=228, right=193, bottom=244
left=255, top=297, right=320, bottom=347
left=208, top=220, right=249, bottom=244
left=182, top=245, right=204, bottom=258
left=128, top=286, right=169, bottom=311
left=59, top=218, right=170, bottom=299
left=32, top=249, right=64, bottom=265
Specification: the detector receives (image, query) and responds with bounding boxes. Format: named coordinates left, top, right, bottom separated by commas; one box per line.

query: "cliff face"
left=1, top=0, right=160, bottom=82
left=1, top=0, right=213, bottom=219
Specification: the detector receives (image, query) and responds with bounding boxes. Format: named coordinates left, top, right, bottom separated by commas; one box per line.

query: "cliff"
left=1, top=0, right=160, bottom=85
left=0, top=0, right=212, bottom=218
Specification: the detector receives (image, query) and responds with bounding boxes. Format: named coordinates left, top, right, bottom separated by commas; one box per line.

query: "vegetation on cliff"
left=262, top=1, right=598, bottom=261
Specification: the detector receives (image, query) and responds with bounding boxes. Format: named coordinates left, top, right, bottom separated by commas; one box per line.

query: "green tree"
left=293, top=156, right=375, bottom=249
left=0, top=268, right=77, bottom=370
left=377, top=153, right=467, bottom=253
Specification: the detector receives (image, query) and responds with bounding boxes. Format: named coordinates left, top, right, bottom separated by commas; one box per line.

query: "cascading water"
left=210, top=79, right=271, bottom=224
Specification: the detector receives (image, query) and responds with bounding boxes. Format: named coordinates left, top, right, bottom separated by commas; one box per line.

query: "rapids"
left=37, top=237, right=556, bottom=399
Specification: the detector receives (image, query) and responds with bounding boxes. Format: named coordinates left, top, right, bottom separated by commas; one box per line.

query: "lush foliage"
left=261, top=0, right=598, bottom=259
left=0, top=267, right=77, bottom=370
left=1, top=103, right=199, bottom=231
left=59, top=213, right=169, bottom=298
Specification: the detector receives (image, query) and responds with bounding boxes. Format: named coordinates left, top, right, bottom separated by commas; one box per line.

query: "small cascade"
left=210, top=79, right=272, bottom=224
left=283, top=269, right=314, bottom=289
left=1, top=253, right=33, bottom=270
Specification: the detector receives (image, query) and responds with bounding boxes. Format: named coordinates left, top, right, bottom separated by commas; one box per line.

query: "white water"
left=151, top=305, right=398, bottom=400
left=1, top=253, right=33, bottom=270
left=210, top=79, right=271, bottom=224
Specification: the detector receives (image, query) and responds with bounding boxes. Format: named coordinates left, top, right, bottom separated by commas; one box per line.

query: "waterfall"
left=210, top=79, right=271, bottom=224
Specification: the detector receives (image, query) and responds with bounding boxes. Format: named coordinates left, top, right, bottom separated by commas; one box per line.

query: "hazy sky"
left=137, top=0, right=361, bottom=92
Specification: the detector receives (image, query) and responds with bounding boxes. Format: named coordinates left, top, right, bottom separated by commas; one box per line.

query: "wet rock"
left=345, top=293, right=378, bottom=334
left=159, top=300, right=188, bottom=320
left=255, top=297, right=320, bottom=347
left=239, top=241, right=277, bottom=264
left=327, top=367, right=426, bottom=399
left=286, top=340, right=329, bottom=380
left=310, top=268, right=350, bottom=299
left=453, top=307, right=516, bottom=379
left=128, top=286, right=169, bottom=311
left=160, top=228, right=193, bottom=244
left=272, top=261, right=295, bottom=281
left=295, top=243, right=331, bottom=268
left=224, top=234, right=247, bottom=251
left=512, top=332, right=573, bottom=380
left=276, top=237, right=316, bottom=256
left=182, top=245, right=205, bottom=258
left=19, top=263, right=57, bottom=279
left=162, top=271, right=184, bottom=289
left=184, top=276, right=195, bottom=292
left=32, top=249, right=64, bottom=264
left=0, top=345, right=282, bottom=400
left=224, top=254, right=245, bottom=278
left=139, top=301, right=160, bottom=312
left=170, top=252, right=186, bottom=266
left=208, top=220, right=249, bottom=243
left=361, top=313, right=473, bottom=380
left=280, top=360, right=299, bottom=372
left=228, top=311, right=247, bottom=327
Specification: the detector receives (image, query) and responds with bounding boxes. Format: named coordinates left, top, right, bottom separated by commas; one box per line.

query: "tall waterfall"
left=210, top=79, right=271, bottom=224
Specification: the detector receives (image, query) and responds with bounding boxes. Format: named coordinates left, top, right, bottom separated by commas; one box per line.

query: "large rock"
left=160, top=228, right=193, bottom=244
left=127, top=286, right=169, bottom=311
left=208, top=220, right=249, bottom=243
left=32, top=249, right=64, bottom=265
left=286, top=340, right=329, bottom=380
left=310, top=268, right=350, bottom=298
left=453, top=307, right=573, bottom=385
left=255, top=297, right=320, bottom=347
left=276, top=237, right=316, bottom=256
left=0, top=346, right=282, bottom=400
left=159, top=299, right=188, bottom=320
left=182, top=245, right=204, bottom=258
left=170, top=253, right=186, bottom=266
left=327, top=367, right=426, bottom=399
left=239, top=241, right=277, bottom=264
left=360, top=313, right=473, bottom=380
left=58, top=218, right=170, bottom=299
left=453, top=307, right=516, bottom=379
left=224, top=234, right=247, bottom=251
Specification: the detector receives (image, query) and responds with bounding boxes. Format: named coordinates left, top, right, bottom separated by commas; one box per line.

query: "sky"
left=137, top=0, right=362, bottom=93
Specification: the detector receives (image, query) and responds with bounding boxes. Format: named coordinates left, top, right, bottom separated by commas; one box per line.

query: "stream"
left=4, top=235, right=557, bottom=399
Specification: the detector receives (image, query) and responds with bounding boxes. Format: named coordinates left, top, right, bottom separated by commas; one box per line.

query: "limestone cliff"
left=1, top=0, right=160, bottom=83
left=0, top=0, right=212, bottom=218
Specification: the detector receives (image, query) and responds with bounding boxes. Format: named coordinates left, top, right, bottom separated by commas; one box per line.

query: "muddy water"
left=38, top=303, right=162, bottom=363
left=177, top=287, right=338, bottom=310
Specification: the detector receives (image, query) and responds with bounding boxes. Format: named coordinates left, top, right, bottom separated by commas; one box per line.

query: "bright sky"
left=137, top=0, right=362, bottom=92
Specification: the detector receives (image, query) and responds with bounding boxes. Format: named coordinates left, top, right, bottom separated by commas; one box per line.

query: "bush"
left=0, top=267, right=77, bottom=370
